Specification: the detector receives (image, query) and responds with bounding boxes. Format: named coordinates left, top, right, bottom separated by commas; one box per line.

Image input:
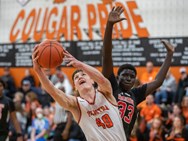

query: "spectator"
left=140, top=95, right=162, bottom=125
left=0, top=67, right=16, bottom=99
left=53, top=83, right=72, bottom=141
left=13, top=92, right=24, bottom=108
left=0, top=79, right=23, bottom=141
left=42, top=106, right=55, bottom=140
left=37, top=84, right=54, bottom=108
left=140, top=61, right=157, bottom=84
left=14, top=99, right=27, bottom=137
left=165, top=104, right=183, bottom=130
left=138, top=62, right=158, bottom=111
left=165, top=115, right=188, bottom=141
left=13, top=92, right=27, bottom=137
left=24, top=91, right=38, bottom=115
left=51, top=66, right=68, bottom=85
left=149, top=117, right=165, bottom=141
left=182, top=96, right=188, bottom=127
left=18, top=80, right=39, bottom=102
left=174, top=67, right=188, bottom=103
left=21, top=69, right=35, bottom=87
left=136, top=116, right=149, bottom=141
left=155, top=70, right=177, bottom=105
left=54, top=74, right=73, bottom=96
left=30, top=107, right=49, bottom=141
left=26, top=99, right=41, bottom=139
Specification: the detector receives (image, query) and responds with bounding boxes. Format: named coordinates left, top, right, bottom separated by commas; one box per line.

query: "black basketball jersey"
left=0, top=95, right=15, bottom=135
left=108, top=73, right=147, bottom=138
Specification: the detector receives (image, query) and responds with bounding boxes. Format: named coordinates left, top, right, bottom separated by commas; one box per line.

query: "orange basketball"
left=37, top=39, right=64, bottom=68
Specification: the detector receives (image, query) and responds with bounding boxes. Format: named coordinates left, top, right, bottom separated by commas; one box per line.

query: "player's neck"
left=80, top=87, right=96, bottom=102
left=120, top=86, right=130, bottom=92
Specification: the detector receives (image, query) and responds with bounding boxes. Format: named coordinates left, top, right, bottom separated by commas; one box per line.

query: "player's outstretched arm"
left=32, top=45, right=77, bottom=111
left=102, top=6, right=126, bottom=78
left=145, top=40, right=174, bottom=96
left=63, top=50, right=112, bottom=96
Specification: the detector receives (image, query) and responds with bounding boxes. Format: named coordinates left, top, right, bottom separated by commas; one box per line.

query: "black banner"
left=0, top=37, right=187, bottom=67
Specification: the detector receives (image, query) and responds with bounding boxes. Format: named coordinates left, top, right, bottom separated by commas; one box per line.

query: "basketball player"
left=32, top=46, right=127, bottom=141
left=0, top=79, right=23, bottom=141
left=102, top=6, right=174, bottom=139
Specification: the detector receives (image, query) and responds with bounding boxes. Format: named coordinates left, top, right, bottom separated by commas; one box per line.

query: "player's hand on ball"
left=161, top=40, right=175, bottom=53
left=32, top=45, right=41, bottom=71
left=108, top=6, right=126, bottom=25
left=63, top=50, right=82, bottom=68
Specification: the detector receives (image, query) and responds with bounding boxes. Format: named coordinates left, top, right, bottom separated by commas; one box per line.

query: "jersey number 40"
left=96, top=114, right=113, bottom=129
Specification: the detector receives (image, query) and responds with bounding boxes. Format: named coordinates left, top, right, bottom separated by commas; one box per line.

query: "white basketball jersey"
left=77, top=90, right=127, bottom=141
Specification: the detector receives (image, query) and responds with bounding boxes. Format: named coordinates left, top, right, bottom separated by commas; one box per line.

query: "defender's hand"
left=63, top=50, right=82, bottom=68
left=161, top=40, right=175, bottom=53
left=108, top=6, right=126, bottom=25
left=32, top=45, right=41, bottom=71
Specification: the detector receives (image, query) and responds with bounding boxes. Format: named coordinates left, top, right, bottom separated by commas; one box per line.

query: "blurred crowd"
left=1, top=66, right=86, bottom=141
left=131, top=62, right=188, bottom=141
left=1, top=61, right=188, bottom=141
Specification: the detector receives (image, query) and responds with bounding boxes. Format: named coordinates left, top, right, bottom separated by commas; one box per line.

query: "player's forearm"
left=102, top=22, right=114, bottom=78
left=79, top=61, right=109, bottom=87
left=103, top=22, right=113, bottom=57
left=34, top=69, right=71, bottom=109
left=155, top=52, right=173, bottom=86
left=34, top=68, right=56, bottom=94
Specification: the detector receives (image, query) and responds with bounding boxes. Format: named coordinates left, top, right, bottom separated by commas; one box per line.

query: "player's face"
left=118, top=69, right=136, bottom=90
left=73, top=71, right=94, bottom=92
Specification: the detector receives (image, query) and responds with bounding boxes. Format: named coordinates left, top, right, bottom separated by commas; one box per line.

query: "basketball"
left=37, top=39, right=64, bottom=68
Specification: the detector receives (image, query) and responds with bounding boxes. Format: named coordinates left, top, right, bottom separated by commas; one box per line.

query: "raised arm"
left=102, top=6, right=126, bottom=78
left=32, top=45, right=77, bottom=111
left=63, top=50, right=112, bottom=96
left=145, top=40, right=175, bottom=96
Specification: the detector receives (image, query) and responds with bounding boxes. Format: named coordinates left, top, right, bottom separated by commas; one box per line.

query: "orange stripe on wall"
left=0, top=66, right=185, bottom=88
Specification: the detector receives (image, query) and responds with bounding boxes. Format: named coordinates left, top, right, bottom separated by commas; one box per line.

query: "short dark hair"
left=72, top=69, right=83, bottom=81
left=0, top=78, right=6, bottom=88
left=117, top=64, right=137, bottom=76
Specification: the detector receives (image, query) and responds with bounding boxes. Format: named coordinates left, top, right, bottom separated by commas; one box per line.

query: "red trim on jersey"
left=76, top=97, right=82, bottom=124
left=80, top=92, right=96, bottom=105
left=98, top=90, right=118, bottom=107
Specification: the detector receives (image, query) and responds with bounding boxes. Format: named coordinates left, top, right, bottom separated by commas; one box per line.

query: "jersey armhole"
left=97, top=89, right=118, bottom=107
left=76, top=97, right=82, bottom=124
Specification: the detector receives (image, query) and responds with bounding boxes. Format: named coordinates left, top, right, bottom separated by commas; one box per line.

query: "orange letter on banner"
left=22, top=9, right=36, bottom=42
left=10, top=10, right=25, bottom=43
left=127, top=1, right=149, bottom=37
left=57, top=6, right=68, bottom=41
left=33, top=8, right=48, bottom=42
left=115, top=2, right=132, bottom=38
left=87, top=4, right=96, bottom=40
left=70, top=5, right=82, bottom=40
left=97, top=4, right=108, bottom=39
left=46, top=7, right=58, bottom=39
